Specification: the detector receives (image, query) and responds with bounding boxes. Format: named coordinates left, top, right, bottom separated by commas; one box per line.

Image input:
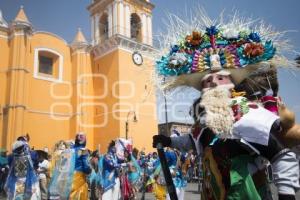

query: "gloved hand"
left=152, top=135, right=171, bottom=148
left=114, top=163, right=121, bottom=168
left=121, top=163, right=127, bottom=167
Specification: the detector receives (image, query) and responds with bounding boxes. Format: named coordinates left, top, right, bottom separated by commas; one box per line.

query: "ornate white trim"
left=0, top=34, right=8, bottom=39
left=147, top=15, right=152, bottom=45
left=70, top=40, right=90, bottom=52
left=141, top=13, right=147, bottom=44
left=71, top=51, right=90, bottom=56
left=4, top=104, right=26, bottom=110
left=10, top=33, right=25, bottom=37
left=108, top=4, right=113, bottom=37
left=113, top=2, right=118, bottom=35
left=92, top=34, right=157, bottom=60
left=118, top=1, right=124, bottom=35
left=125, top=4, right=131, bottom=37
left=11, top=21, right=33, bottom=31
left=33, top=47, right=64, bottom=83
left=94, top=46, right=118, bottom=60
left=91, top=15, right=95, bottom=45
left=95, top=14, right=100, bottom=44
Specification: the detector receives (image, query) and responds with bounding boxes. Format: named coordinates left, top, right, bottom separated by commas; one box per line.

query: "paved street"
left=137, top=182, right=300, bottom=200
left=137, top=182, right=200, bottom=200
left=1, top=182, right=300, bottom=199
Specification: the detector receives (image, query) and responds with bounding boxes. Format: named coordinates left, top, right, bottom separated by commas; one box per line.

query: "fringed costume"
left=48, top=132, right=91, bottom=200
left=5, top=140, right=40, bottom=200
left=100, top=140, right=121, bottom=200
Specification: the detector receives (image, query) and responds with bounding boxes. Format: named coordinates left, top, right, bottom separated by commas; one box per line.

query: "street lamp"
left=125, top=111, right=138, bottom=139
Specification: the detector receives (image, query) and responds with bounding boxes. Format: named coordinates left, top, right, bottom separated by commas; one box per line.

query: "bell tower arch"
left=89, top=0, right=153, bottom=46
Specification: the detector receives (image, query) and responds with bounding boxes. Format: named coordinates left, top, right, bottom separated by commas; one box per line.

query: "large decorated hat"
left=155, top=10, right=294, bottom=91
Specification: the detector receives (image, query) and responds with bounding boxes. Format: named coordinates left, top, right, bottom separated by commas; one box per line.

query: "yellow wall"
left=92, top=49, right=157, bottom=153
left=26, top=33, right=73, bottom=150
left=5, top=31, right=30, bottom=149
left=0, top=31, right=76, bottom=151
left=118, top=49, right=157, bottom=152
left=0, top=35, right=9, bottom=148
left=70, top=50, right=95, bottom=150
left=93, top=51, right=121, bottom=152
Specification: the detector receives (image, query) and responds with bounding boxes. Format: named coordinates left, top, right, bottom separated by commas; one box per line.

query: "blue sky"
left=1, top=0, right=299, bottom=123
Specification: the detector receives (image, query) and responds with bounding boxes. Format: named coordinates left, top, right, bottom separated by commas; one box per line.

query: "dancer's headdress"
left=155, top=9, right=296, bottom=91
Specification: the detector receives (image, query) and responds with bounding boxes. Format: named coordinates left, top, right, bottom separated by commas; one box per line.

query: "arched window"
left=99, top=13, right=109, bottom=41
left=130, top=13, right=141, bottom=42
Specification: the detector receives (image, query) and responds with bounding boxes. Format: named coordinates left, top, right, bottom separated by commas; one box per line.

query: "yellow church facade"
left=0, top=0, right=158, bottom=153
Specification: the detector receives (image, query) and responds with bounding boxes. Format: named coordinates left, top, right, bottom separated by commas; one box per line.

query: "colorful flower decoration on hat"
left=157, top=25, right=276, bottom=76
left=157, top=44, right=193, bottom=76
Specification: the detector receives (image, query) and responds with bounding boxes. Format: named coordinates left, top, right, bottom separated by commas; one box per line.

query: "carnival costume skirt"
left=153, top=183, right=166, bottom=200
left=70, top=172, right=88, bottom=200
left=102, top=177, right=120, bottom=200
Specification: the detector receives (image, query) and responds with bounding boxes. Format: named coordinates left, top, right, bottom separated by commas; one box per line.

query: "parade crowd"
left=0, top=133, right=198, bottom=200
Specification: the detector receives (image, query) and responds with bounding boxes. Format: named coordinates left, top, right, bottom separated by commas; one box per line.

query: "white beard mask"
left=200, top=87, right=235, bottom=139
left=201, top=83, right=235, bottom=93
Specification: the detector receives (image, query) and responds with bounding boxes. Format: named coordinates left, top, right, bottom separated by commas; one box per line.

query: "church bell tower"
left=87, top=0, right=157, bottom=152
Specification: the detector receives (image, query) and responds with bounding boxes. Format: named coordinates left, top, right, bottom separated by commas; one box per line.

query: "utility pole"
left=163, top=77, right=170, bottom=136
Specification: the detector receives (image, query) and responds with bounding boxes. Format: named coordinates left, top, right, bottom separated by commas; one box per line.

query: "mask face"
left=14, top=145, right=25, bottom=155
left=108, top=146, right=116, bottom=154
left=202, top=73, right=233, bottom=89
left=76, top=134, right=86, bottom=145
left=152, top=153, right=157, bottom=159
left=59, top=143, right=66, bottom=150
